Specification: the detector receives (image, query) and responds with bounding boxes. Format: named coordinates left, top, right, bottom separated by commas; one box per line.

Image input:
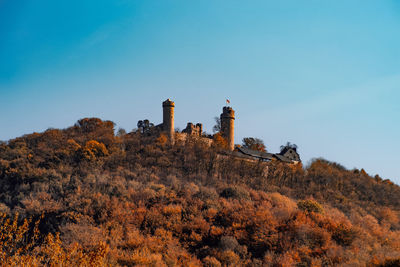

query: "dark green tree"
left=212, top=117, right=221, bottom=133
left=137, top=119, right=154, bottom=134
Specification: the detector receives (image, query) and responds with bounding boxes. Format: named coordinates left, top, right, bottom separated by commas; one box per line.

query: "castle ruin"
left=153, top=98, right=299, bottom=163
left=182, top=122, right=203, bottom=136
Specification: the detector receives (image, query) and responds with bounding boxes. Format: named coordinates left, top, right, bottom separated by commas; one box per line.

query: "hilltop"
left=0, top=118, right=399, bottom=266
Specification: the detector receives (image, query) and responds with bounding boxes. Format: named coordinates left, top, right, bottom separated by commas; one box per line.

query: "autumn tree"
left=242, top=137, right=266, bottom=152
left=212, top=132, right=228, bottom=149
left=116, top=128, right=126, bottom=137
left=76, top=140, right=109, bottom=161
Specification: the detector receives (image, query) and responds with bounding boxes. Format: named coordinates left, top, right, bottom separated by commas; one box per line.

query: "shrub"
left=156, top=134, right=168, bottom=146
left=0, top=213, right=108, bottom=266
left=76, top=140, right=109, bottom=161
left=218, top=250, right=240, bottom=266
left=297, top=199, right=324, bottom=214
left=378, top=258, right=400, bottom=267
left=0, top=203, right=10, bottom=214
left=220, top=186, right=250, bottom=200
left=219, top=236, right=239, bottom=251
left=332, top=224, right=356, bottom=246
left=195, top=186, right=219, bottom=201
left=203, top=256, right=222, bottom=267
left=212, top=133, right=228, bottom=149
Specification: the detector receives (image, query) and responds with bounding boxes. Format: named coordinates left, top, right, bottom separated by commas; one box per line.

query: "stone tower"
left=220, top=106, right=235, bottom=151
left=162, top=99, right=175, bottom=142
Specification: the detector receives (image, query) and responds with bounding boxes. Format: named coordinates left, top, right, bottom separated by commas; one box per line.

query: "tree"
left=212, top=117, right=221, bottom=133
left=76, top=140, right=109, bottom=161
left=116, top=128, right=127, bottom=137
left=212, top=132, right=228, bottom=149
left=242, top=137, right=266, bottom=152
left=137, top=120, right=154, bottom=134
left=76, top=118, right=114, bottom=133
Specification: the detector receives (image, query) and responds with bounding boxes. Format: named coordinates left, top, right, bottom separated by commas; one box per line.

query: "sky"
left=1, top=0, right=400, bottom=183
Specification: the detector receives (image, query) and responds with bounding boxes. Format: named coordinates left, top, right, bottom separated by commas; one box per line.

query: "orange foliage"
left=0, top=118, right=399, bottom=266
left=0, top=213, right=108, bottom=266
left=156, top=133, right=168, bottom=146
left=212, top=132, right=228, bottom=149
left=77, top=140, right=109, bottom=161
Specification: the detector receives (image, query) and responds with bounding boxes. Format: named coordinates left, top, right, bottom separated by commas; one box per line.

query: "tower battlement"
left=162, top=98, right=175, bottom=108
left=221, top=106, right=235, bottom=119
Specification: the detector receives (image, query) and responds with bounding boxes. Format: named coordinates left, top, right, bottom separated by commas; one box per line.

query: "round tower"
left=162, top=99, right=175, bottom=142
left=220, top=106, right=235, bottom=151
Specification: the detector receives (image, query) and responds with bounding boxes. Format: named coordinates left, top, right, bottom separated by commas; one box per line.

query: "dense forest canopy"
left=0, top=118, right=399, bottom=266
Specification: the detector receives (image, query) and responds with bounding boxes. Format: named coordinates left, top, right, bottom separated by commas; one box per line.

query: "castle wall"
left=182, top=122, right=203, bottom=136
left=175, top=132, right=213, bottom=147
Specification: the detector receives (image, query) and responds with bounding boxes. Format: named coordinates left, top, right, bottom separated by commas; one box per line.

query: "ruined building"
left=278, top=146, right=301, bottom=162
left=235, top=146, right=301, bottom=164
left=182, top=123, right=203, bottom=136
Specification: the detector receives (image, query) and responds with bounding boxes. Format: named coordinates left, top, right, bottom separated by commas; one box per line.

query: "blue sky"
left=1, top=0, right=400, bottom=183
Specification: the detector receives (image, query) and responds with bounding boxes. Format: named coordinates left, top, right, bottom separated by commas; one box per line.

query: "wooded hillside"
left=0, top=118, right=399, bottom=266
